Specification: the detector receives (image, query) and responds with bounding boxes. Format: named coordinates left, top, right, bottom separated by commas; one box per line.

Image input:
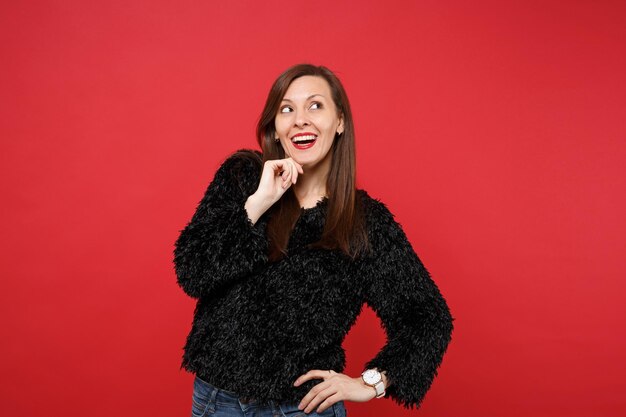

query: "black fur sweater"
left=173, top=149, right=454, bottom=409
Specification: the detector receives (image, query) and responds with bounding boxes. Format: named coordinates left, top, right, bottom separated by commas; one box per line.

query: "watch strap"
left=373, top=380, right=386, bottom=398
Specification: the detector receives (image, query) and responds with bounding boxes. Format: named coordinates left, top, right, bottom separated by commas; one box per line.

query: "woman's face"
left=275, top=75, right=344, bottom=171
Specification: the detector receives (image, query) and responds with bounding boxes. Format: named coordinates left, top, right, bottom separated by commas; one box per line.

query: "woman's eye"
left=280, top=106, right=292, bottom=113
left=310, top=102, right=322, bottom=110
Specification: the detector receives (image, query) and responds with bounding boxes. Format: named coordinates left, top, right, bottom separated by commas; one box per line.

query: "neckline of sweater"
left=300, top=196, right=328, bottom=212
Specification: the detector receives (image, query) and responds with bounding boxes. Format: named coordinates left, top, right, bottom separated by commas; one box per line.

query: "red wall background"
left=1, top=1, right=625, bottom=416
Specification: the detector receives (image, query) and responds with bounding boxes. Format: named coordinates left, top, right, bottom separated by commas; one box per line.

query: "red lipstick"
left=290, top=132, right=318, bottom=150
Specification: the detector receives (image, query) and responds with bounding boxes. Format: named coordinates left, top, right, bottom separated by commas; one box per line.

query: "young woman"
left=174, top=64, right=454, bottom=417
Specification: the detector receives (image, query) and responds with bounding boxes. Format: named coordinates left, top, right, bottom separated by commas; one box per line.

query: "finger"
left=270, top=161, right=287, bottom=180
left=303, top=386, right=337, bottom=414
left=314, top=392, right=342, bottom=414
left=289, top=159, right=299, bottom=184
left=297, top=379, right=332, bottom=411
left=293, top=370, right=331, bottom=386
left=280, top=163, right=292, bottom=184
left=285, top=157, right=303, bottom=176
left=282, top=174, right=291, bottom=189
left=291, top=159, right=303, bottom=175
left=281, top=165, right=291, bottom=181
left=298, top=382, right=331, bottom=410
left=271, top=160, right=286, bottom=173
left=285, top=160, right=293, bottom=182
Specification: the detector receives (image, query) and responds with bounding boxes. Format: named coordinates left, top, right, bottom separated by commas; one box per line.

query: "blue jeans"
left=190, top=376, right=348, bottom=417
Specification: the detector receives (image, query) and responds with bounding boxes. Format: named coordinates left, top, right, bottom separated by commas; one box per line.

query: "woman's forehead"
left=282, top=76, right=331, bottom=102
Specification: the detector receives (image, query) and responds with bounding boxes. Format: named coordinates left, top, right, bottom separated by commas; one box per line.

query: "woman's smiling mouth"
left=291, top=133, right=318, bottom=150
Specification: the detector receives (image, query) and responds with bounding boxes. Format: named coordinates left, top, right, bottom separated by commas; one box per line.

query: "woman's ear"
left=337, top=115, right=345, bottom=135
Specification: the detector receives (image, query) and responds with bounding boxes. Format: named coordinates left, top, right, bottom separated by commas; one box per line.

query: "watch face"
left=362, top=369, right=381, bottom=385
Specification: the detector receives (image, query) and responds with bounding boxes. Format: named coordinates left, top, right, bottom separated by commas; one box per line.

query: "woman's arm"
left=357, top=198, right=454, bottom=409
left=294, top=367, right=395, bottom=414
left=173, top=149, right=269, bottom=299
left=293, top=196, right=451, bottom=414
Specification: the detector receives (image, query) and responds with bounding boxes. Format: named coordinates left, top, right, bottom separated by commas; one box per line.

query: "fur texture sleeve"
left=173, top=149, right=268, bottom=299
left=359, top=198, right=455, bottom=409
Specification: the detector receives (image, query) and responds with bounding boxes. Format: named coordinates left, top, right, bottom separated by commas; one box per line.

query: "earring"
left=274, top=138, right=280, bottom=143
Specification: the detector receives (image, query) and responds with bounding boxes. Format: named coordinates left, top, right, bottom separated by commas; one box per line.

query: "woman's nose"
left=294, top=110, right=310, bottom=127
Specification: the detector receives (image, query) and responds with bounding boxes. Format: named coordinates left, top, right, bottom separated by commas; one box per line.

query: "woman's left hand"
left=293, top=370, right=376, bottom=414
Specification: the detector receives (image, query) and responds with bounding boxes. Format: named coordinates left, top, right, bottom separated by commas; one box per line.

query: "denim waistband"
left=194, top=375, right=347, bottom=417
left=195, top=374, right=272, bottom=407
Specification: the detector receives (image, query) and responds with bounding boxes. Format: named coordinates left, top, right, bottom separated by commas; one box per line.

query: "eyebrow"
left=281, top=94, right=325, bottom=103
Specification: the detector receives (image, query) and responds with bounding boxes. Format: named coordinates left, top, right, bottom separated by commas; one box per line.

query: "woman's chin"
left=296, top=159, right=316, bottom=170
left=288, top=155, right=310, bottom=166
left=287, top=150, right=330, bottom=172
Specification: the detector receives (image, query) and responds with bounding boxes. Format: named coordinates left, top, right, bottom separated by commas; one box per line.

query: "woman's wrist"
left=244, top=193, right=271, bottom=225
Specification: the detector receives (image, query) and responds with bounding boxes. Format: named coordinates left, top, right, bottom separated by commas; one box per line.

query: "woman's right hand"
left=245, top=157, right=303, bottom=224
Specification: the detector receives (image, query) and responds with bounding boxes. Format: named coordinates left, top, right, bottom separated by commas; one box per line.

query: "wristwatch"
left=361, top=368, right=386, bottom=398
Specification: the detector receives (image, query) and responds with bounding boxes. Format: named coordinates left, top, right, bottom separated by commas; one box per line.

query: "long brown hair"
left=256, top=64, right=370, bottom=261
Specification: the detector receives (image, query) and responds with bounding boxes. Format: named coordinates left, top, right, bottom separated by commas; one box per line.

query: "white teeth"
left=292, top=134, right=317, bottom=142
